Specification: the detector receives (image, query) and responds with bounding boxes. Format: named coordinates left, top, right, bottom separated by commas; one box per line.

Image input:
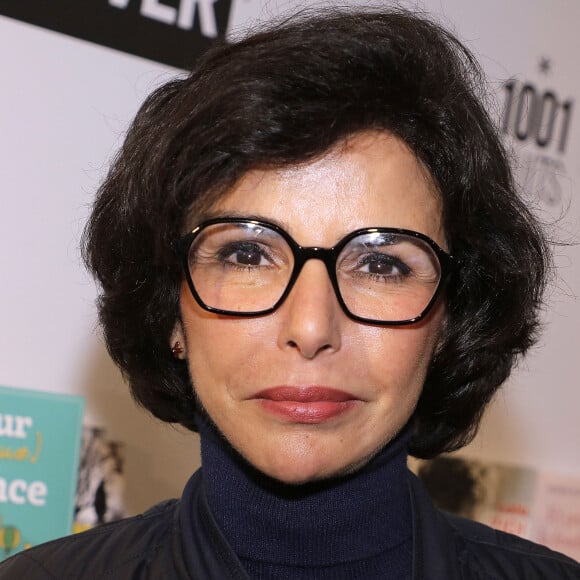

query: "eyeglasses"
left=175, top=218, right=453, bottom=325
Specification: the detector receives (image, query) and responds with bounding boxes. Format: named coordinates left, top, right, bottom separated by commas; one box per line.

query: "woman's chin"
left=231, top=428, right=384, bottom=486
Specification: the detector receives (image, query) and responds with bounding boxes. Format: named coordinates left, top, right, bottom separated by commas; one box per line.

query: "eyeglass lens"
left=187, top=221, right=442, bottom=322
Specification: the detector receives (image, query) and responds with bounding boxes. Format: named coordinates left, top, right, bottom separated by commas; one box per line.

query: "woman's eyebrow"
left=197, top=210, right=290, bottom=231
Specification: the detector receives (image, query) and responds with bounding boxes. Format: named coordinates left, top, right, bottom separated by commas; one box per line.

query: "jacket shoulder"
left=0, top=500, right=179, bottom=579
left=445, top=512, right=580, bottom=579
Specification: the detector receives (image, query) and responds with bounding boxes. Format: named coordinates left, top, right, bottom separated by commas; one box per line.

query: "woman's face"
left=174, top=131, right=446, bottom=484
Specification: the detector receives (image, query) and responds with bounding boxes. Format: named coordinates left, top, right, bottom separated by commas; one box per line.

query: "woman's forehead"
left=206, top=131, right=445, bottom=248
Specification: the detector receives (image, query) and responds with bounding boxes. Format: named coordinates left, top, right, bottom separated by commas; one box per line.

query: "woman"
left=1, top=8, right=578, bottom=579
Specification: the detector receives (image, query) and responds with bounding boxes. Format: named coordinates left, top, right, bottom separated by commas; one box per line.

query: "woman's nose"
left=277, top=260, right=342, bottom=359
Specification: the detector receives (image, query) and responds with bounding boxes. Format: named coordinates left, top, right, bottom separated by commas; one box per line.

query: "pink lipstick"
left=253, top=386, right=358, bottom=423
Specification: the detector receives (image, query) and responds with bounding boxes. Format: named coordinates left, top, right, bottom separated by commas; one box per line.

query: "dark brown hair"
left=83, top=9, right=550, bottom=458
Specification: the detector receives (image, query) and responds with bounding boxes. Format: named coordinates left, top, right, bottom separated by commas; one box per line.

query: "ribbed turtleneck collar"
left=196, top=414, right=413, bottom=579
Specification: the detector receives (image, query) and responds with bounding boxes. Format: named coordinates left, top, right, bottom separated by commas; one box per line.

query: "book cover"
left=0, top=385, right=84, bottom=561
left=410, top=455, right=580, bottom=562
left=409, top=456, right=537, bottom=538
left=75, top=426, right=125, bottom=529
left=531, top=472, right=580, bottom=562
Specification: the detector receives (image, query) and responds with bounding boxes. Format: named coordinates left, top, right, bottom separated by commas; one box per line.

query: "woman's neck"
left=197, top=414, right=413, bottom=579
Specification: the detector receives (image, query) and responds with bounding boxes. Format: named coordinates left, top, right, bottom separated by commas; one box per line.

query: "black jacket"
left=1, top=471, right=578, bottom=579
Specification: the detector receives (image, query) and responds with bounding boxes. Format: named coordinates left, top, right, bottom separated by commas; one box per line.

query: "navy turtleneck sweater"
left=194, top=415, right=413, bottom=580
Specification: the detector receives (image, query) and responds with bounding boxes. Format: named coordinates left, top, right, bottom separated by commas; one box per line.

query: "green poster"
left=0, top=385, right=84, bottom=560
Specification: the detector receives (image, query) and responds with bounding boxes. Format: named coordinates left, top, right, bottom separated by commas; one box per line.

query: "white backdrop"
left=0, top=0, right=578, bottom=515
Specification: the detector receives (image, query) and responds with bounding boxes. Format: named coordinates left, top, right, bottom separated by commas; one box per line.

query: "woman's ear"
left=170, top=322, right=186, bottom=360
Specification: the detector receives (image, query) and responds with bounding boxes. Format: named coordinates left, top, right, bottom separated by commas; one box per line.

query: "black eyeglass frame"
left=175, top=217, right=454, bottom=326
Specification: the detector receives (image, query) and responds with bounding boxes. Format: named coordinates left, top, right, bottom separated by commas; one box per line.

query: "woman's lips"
left=253, top=386, right=359, bottom=423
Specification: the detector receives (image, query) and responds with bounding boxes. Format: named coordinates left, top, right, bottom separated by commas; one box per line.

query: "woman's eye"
left=358, top=254, right=410, bottom=277
left=219, top=242, right=269, bottom=266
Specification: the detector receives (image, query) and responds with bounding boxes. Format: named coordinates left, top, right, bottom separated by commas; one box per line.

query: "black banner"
left=0, top=0, right=233, bottom=70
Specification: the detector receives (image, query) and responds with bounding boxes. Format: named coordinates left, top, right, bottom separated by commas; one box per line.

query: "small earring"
left=171, top=341, right=184, bottom=358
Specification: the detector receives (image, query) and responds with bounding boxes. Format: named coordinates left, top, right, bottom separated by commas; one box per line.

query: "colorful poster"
left=0, top=385, right=84, bottom=561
